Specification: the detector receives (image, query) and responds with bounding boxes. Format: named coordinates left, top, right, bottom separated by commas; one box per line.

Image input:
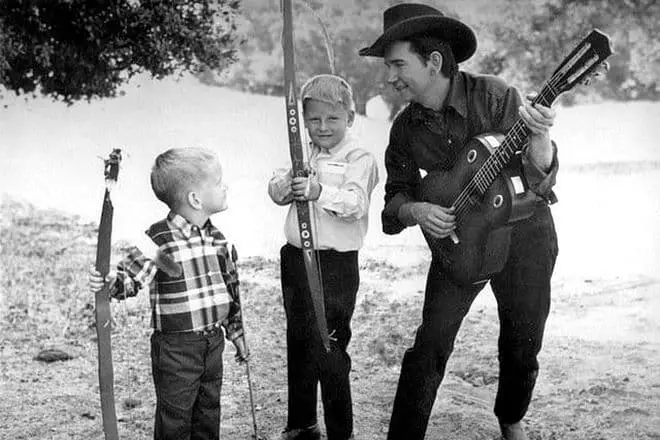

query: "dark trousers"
left=151, top=328, right=225, bottom=440
left=280, top=243, right=359, bottom=440
left=387, top=206, right=558, bottom=440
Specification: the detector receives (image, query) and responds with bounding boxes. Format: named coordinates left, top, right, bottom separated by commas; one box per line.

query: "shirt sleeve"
left=267, top=168, right=294, bottom=206
left=382, top=121, right=422, bottom=235
left=316, top=150, right=379, bottom=222
left=494, top=85, right=559, bottom=204
left=111, top=246, right=158, bottom=300
left=219, top=244, right=244, bottom=341
left=523, top=142, right=559, bottom=204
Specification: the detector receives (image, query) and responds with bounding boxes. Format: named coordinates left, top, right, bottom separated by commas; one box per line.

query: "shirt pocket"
left=317, top=160, right=346, bottom=188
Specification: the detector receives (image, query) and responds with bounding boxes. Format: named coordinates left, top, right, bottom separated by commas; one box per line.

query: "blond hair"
left=300, top=74, right=355, bottom=112
left=150, top=147, right=219, bottom=209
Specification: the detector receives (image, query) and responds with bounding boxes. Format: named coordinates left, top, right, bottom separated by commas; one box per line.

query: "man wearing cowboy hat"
left=360, top=4, right=559, bottom=440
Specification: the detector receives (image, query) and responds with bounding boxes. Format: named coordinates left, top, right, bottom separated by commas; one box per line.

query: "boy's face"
left=304, top=99, right=354, bottom=151
left=384, top=40, right=434, bottom=104
left=198, top=161, right=228, bottom=215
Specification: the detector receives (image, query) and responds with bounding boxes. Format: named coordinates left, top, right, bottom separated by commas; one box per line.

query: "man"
left=359, top=4, right=559, bottom=440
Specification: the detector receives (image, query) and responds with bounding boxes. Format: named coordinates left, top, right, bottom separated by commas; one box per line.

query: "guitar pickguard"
left=419, top=133, right=537, bottom=284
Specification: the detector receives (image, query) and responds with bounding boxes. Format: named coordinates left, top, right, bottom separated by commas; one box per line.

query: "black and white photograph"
left=1, top=1, right=658, bottom=439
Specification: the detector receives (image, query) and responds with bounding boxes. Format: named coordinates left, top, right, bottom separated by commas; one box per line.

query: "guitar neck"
left=454, top=81, right=559, bottom=211
left=449, top=28, right=612, bottom=217
left=486, top=81, right=559, bottom=175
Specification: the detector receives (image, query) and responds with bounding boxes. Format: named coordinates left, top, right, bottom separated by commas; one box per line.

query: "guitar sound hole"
left=493, top=194, right=504, bottom=208
left=467, top=149, right=477, bottom=163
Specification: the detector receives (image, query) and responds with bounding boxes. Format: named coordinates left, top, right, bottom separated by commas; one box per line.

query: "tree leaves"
left=0, top=0, right=245, bottom=104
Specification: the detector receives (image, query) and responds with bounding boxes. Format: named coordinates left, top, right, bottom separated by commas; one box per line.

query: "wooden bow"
left=281, top=0, right=330, bottom=351
left=94, top=149, right=122, bottom=439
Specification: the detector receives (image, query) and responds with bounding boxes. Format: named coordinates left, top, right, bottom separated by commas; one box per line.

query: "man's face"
left=384, top=40, right=433, bottom=103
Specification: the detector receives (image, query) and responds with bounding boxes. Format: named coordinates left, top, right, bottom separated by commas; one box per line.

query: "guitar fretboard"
left=451, top=30, right=611, bottom=218
left=453, top=85, right=557, bottom=217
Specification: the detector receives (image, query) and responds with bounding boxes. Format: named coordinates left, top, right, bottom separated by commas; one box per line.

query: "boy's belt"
left=191, top=322, right=223, bottom=337
left=157, top=322, right=223, bottom=337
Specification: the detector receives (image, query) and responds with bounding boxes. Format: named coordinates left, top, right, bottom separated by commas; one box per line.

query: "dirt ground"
left=1, top=200, right=659, bottom=440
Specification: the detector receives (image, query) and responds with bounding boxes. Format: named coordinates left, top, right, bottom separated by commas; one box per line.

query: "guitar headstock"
left=103, top=149, right=122, bottom=189
left=550, top=29, right=613, bottom=96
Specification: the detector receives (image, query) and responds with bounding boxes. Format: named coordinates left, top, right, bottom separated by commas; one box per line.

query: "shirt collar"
left=314, top=131, right=355, bottom=157
left=409, top=72, right=467, bottom=123
left=167, top=212, right=215, bottom=239
left=445, top=72, right=468, bottom=118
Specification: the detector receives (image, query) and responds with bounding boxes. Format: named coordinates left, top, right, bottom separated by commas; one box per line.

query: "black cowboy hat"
left=358, top=3, right=477, bottom=63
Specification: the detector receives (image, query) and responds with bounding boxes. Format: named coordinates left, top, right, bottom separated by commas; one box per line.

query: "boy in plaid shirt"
left=89, top=147, right=248, bottom=440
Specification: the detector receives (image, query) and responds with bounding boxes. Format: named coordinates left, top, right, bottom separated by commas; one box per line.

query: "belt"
left=156, top=323, right=223, bottom=337
left=192, top=323, right=223, bottom=337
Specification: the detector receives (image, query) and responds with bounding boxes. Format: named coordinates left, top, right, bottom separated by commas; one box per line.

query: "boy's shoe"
left=500, top=421, right=528, bottom=440
left=276, top=423, right=321, bottom=440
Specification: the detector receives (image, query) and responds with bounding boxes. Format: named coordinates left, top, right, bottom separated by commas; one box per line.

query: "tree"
left=201, top=0, right=658, bottom=119
left=478, top=0, right=659, bottom=103
left=0, top=0, right=244, bottom=104
left=220, top=0, right=389, bottom=114
left=222, top=0, right=499, bottom=116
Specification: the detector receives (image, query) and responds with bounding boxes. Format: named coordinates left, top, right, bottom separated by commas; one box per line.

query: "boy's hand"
left=292, top=175, right=321, bottom=201
left=269, top=169, right=294, bottom=205
left=232, top=336, right=250, bottom=364
left=89, top=266, right=117, bottom=295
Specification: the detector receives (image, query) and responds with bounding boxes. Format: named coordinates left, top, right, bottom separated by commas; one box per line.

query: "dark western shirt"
left=112, top=212, right=243, bottom=339
left=382, top=70, right=559, bottom=235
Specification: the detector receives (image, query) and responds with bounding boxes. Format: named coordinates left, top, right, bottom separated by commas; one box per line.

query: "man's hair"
left=300, top=74, right=355, bottom=112
left=403, top=35, right=458, bottom=78
left=150, top=147, right=219, bottom=209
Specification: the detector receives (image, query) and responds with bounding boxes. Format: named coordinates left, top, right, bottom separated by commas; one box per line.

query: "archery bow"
left=281, top=0, right=330, bottom=352
left=229, top=245, right=259, bottom=438
left=94, top=149, right=122, bottom=440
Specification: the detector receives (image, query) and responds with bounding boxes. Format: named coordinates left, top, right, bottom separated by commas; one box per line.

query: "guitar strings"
left=451, top=72, right=564, bottom=219
left=452, top=80, right=559, bottom=217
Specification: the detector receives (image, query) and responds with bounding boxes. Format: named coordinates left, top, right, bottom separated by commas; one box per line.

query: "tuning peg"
left=580, top=61, right=611, bottom=86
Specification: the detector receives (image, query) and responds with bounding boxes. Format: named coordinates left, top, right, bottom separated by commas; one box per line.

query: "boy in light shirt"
left=268, top=74, right=379, bottom=440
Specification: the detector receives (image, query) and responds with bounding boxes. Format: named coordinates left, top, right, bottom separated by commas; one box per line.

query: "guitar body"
left=416, top=29, right=613, bottom=285
left=419, top=133, right=537, bottom=285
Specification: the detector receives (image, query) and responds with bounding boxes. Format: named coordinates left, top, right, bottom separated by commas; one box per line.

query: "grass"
left=2, top=188, right=659, bottom=439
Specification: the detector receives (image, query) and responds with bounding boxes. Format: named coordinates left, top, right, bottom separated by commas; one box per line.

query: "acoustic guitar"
left=419, top=29, right=612, bottom=285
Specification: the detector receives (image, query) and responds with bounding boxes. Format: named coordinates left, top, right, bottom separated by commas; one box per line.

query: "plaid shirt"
left=112, top=212, right=243, bottom=340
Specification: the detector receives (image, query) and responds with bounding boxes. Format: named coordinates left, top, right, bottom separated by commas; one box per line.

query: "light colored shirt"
left=269, top=133, right=379, bottom=251
left=112, top=212, right=243, bottom=338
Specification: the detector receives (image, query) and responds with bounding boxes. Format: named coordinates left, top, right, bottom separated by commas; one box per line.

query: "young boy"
left=268, top=74, right=379, bottom=440
left=89, top=147, right=248, bottom=440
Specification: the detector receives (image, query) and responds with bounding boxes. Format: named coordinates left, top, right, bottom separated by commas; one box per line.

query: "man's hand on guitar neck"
left=399, top=202, right=457, bottom=240
left=519, top=93, right=556, bottom=172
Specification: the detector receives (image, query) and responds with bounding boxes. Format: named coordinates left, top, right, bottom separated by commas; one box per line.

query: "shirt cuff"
left=382, top=192, right=415, bottom=235
left=268, top=171, right=293, bottom=205
left=316, top=184, right=339, bottom=210
left=523, top=141, right=559, bottom=204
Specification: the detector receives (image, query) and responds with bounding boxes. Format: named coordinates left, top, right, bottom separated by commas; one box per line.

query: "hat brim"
left=359, top=15, right=477, bottom=63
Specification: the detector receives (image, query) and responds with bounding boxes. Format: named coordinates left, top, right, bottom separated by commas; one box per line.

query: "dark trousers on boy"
left=388, top=205, right=559, bottom=439
left=280, top=243, right=359, bottom=440
left=151, top=328, right=225, bottom=440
